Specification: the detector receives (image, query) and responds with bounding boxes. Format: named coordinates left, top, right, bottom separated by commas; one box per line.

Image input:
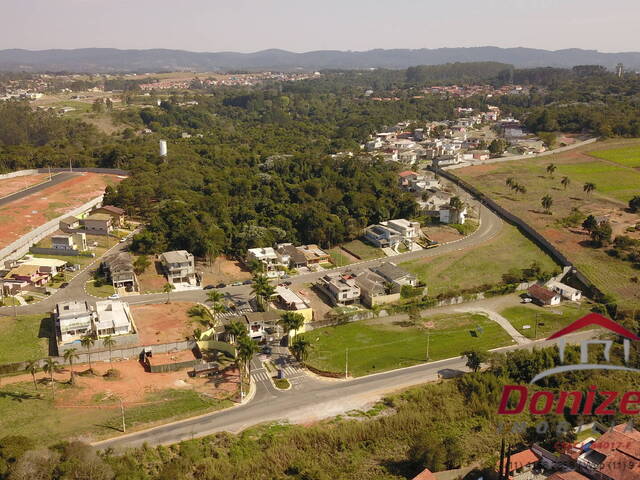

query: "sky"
left=1, top=0, right=639, bottom=53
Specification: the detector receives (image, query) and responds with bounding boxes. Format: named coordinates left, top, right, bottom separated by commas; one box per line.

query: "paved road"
left=0, top=204, right=502, bottom=317
left=93, top=329, right=595, bottom=450
left=0, top=172, right=77, bottom=207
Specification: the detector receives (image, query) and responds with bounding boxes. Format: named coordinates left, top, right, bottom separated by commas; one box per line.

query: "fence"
left=0, top=169, right=39, bottom=180
left=29, top=247, right=91, bottom=257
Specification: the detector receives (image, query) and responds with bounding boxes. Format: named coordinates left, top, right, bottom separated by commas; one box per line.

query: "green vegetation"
left=500, top=303, right=592, bottom=339
left=556, top=161, right=640, bottom=203
left=449, top=220, right=478, bottom=236
left=589, top=144, right=640, bottom=167
left=85, top=273, right=115, bottom=297
left=400, top=224, right=559, bottom=295
left=273, top=378, right=290, bottom=390
left=327, top=248, right=352, bottom=266
left=303, top=313, right=513, bottom=377
left=340, top=239, right=384, bottom=260
left=0, top=296, right=20, bottom=307
left=0, top=315, right=51, bottom=365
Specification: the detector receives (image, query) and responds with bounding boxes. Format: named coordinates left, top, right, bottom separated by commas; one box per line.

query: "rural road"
left=93, top=329, right=595, bottom=450
left=0, top=203, right=503, bottom=316
left=0, top=172, right=77, bottom=207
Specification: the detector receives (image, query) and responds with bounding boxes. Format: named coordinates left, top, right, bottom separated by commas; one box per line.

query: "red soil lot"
left=0, top=172, right=122, bottom=250
left=131, top=302, right=196, bottom=345
left=0, top=173, right=51, bottom=198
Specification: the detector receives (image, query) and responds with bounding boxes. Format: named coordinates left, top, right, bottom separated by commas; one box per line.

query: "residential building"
left=247, top=247, right=286, bottom=278
left=364, top=219, right=421, bottom=248
left=355, top=270, right=392, bottom=307
left=51, top=232, right=87, bottom=251
left=317, top=272, right=361, bottom=306
left=276, top=244, right=307, bottom=269
left=527, top=284, right=561, bottom=306
left=59, top=216, right=80, bottom=231
left=439, top=206, right=467, bottom=224
left=22, top=257, right=67, bottom=276
left=547, top=281, right=582, bottom=302
left=94, top=300, right=134, bottom=337
left=273, top=286, right=313, bottom=325
left=4, top=264, right=49, bottom=286
left=160, top=250, right=196, bottom=286
left=398, top=171, right=440, bottom=193
left=576, top=423, right=640, bottom=480
left=102, top=252, right=135, bottom=290
left=500, top=449, right=541, bottom=480
left=297, top=244, right=330, bottom=266
left=371, top=262, right=418, bottom=291
left=56, top=300, right=94, bottom=343
left=231, top=311, right=280, bottom=341
left=82, top=213, right=113, bottom=235
left=412, top=469, right=437, bottom=480
left=94, top=205, right=125, bottom=227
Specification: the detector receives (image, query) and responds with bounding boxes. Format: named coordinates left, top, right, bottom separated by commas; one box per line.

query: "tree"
left=541, top=194, right=553, bottom=214
left=590, top=222, right=612, bottom=247
left=63, top=348, right=79, bottom=384
left=449, top=196, right=464, bottom=210
left=80, top=335, right=95, bottom=373
left=582, top=215, right=598, bottom=233
left=224, top=320, right=247, bottom=346
left=560, top=176, right=570, bottom=190
left=42, top=358, right=61, bottom=399
left=236, top=334, right=259, bottom=397
left=102, top=335, right=116, bottom=370
left=461, top=349, right=487, bottom=372
left=505, top=177, right=515, bottom=188
left=291, top=337, right=311, bottom=363
left=583, top=182, right=596, bottom=196
left=279, top=311, right=305, bottom=342
left=206, top=290, right=223, bottom=304
left=24, top=359, right=39, bottom=390
left=162, top=282, right=175, bottom=303
left=629, top=195, right=640, bottom=213
left=133, top=255, right=150, bottom=275
left=489, top=138, right=506, bottom=156
left=212, top=302, right=226, bottom=319
left=546, top=163, right=556, bottom=178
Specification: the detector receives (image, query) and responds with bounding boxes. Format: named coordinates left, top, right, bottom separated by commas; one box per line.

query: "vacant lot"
left=0, top=314, right=52, bottom=364
left=199, top=256, right=252, bottom=286
left=589, top=144, right=640, bottom=168
left=0, top=172, right=124, bottom=250
left=132, top=302, right=198, bottom=345
left=341, top=239, right=384, bottom=260
left=400, top=223, right=559, bottom=295
left=0, top=173, right=52, bottom=198
left=456, top=138, right=640, bottom=309
left=303, top=312, right=513, bottom=377
left=500, top=302, right=592, bottom=339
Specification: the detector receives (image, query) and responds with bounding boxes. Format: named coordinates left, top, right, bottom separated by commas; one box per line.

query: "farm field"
left=0, top=172, right=52, bottom=198
left=399, top=223, right=560, bottom=296
left=588, top=144, right=640, bottom=168
left=0, top=172, right=124, bottom=251
left=303, top=312, right=513, bottom=377
left=456, top=138, right=640, bottom=309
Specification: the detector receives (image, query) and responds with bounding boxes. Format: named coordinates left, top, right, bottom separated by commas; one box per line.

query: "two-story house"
left=56, top=300, right=94, bottom=343
left=102, top=252, right=135, bottom=290
left=160, top=250, right=196, bottom=286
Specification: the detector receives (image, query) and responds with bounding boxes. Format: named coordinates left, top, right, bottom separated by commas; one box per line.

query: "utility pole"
left=345, top=348, right=349, bottom=379
left=534, top=312, right=539, bottom=340
left=48, top=165, right=52, bottom=181
left=119, top=398, right=126, bottom=433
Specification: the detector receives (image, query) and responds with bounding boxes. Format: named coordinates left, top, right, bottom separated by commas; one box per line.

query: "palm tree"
left=80, top=335, right=95, bottom=373
left=279, top=312, right=305, bottom=343
left=206, top=290, right=223, bottom=304
left=63, top=348, right=79, bottom=384
left=25, top=359, right=39, bottom=390
left=546, top=163, right=557, bottom=178
left=224, top=320, right=247, bottom=346
left=212, top=302, right=226, bottom=320
left=560, top=176, right=570, bottom=190
left=251, top=274, right=270, bottom=309
left=290, top=337, right=311, bottom=363
left=505, top=177, right=515, bottom=188
left=583, top=182, right=596, bottom=196
left=42, top=358, right=61, bottom=399
left=236, top=334, right=259, bottom=398
left=103, top=335, right=116, bottom=370
left=261, top=283, right=276, bottom=311
left=541, top=195, right=553, bottom=214
left=162, top=282, right=175, bottom=303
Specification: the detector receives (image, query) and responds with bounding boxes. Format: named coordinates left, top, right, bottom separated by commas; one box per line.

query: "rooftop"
left=161, top=250, right=193, bottom=264
left=85, top=213, right=112, bottom=221
left=373, top=262, right=413, bottom=282
left=95, top=300, right=132, bottom=330
left=527, top=284, right=559, bottom=303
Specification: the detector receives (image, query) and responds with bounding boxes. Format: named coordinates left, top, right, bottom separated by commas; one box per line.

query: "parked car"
left=522, top=297, right=533, bottom=303
left=231, top=281, right=243, bottom=287
left=203, top=285, right=215, bottom=290
left=59, top=282, right=69, bottom=289
left=242, top=280, right=253, bottom=285
left=216, top=283, right=226, bottom=289
left=108, top=293, right=120, bottom=300
left=262, top=345, right=272, bottom=355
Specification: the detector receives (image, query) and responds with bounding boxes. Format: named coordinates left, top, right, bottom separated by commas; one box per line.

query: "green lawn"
left=0, top=382, right=232, bottom=446
left=327, top=248, right=353, bottom=266
left=0, top=314, right=52, bottom=364
left=399, top=224, right=559, bottom=295
left=340, top=239, right=384, bottom=260
left=500, top=303, right=592, bottom=339
left=589, top=144, right=640, bottom=168
left=0, top=296, right=20, bottom=307
left=555, top=162, right=640, bottom=203
left=303, top=313, right=514, bottom=377
left=85, top=277, right=115, bottom=297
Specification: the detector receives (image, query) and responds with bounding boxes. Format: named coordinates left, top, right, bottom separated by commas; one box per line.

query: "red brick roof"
left=398, top=170, right=418, bottom=177
left=547, top=471, right=590, bottom=480
left=412, top=468, right=437, bottom=480
left=527, top=284, right=558, bottom=304
left=504, top=449, right=540, bottom=472
left=100, top=205, right=125, bottom=215
left=589, top=424, right=640, bottom=480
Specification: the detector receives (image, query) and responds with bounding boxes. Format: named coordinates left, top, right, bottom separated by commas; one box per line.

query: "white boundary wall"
left=0, top=169, right=39, bottom=181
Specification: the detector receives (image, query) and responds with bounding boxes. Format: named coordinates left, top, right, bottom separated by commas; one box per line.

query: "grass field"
left=589, top=144, right=640, bottom=168
left=303, top=313, right=514, bottom=377
left=500, top=303, right=592, bottom=339
left=327, top=248, right=353, bottom=266
left=340, top=239, right=384, bottom=260
left=399, top=224, right=559, bottom=295
left=85, top=277, right=115, bottom=297
left=456, top=138, right=640, bottom=309
left=0, top=382, right=231, bottom=446
left=0, top=314, right=52, bottom=364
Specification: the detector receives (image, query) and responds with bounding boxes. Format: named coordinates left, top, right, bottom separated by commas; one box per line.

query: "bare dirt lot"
left=0, top=173, right=51, bottom=198
left=132, top=302, right=197, bottom=345
left=0, top=172, right=123, bottom=250
left=198, top=256, right=252, bottom=286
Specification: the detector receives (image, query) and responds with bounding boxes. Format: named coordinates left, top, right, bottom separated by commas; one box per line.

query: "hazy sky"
left=1, top=0, right=638, bottom=52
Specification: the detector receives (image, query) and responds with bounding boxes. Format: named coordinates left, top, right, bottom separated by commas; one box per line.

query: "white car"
left=108, top=293, right=120, bottom=300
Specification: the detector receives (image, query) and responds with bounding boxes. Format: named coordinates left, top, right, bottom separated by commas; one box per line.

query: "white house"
left=439, top=206, right=467, bottom=225
left=247, top=247, right=286, bottom=278
left=94, top=300, right=134, bottom=337
left=547, top=281, right=582, bottom=302
left=56, top=301, right=94, bottom=343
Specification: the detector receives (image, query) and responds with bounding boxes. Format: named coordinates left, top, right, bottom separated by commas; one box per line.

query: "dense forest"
left=2, top=343, right=640, bottom=479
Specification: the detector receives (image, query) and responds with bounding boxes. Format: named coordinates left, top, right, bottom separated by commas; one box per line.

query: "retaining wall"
left=29, top=247, right=90, bottom=257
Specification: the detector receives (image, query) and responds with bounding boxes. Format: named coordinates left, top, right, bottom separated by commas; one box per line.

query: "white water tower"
left=159, top=140, right=167, bottom=157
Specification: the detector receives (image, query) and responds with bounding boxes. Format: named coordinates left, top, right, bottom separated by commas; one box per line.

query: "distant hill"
left=1, top=46, right=640, bottom=73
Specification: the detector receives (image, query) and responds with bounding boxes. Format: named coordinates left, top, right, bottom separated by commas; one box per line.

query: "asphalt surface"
left=93, top=329, right=596, bottom=450
left=0, top=172, right=77, bottom=207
